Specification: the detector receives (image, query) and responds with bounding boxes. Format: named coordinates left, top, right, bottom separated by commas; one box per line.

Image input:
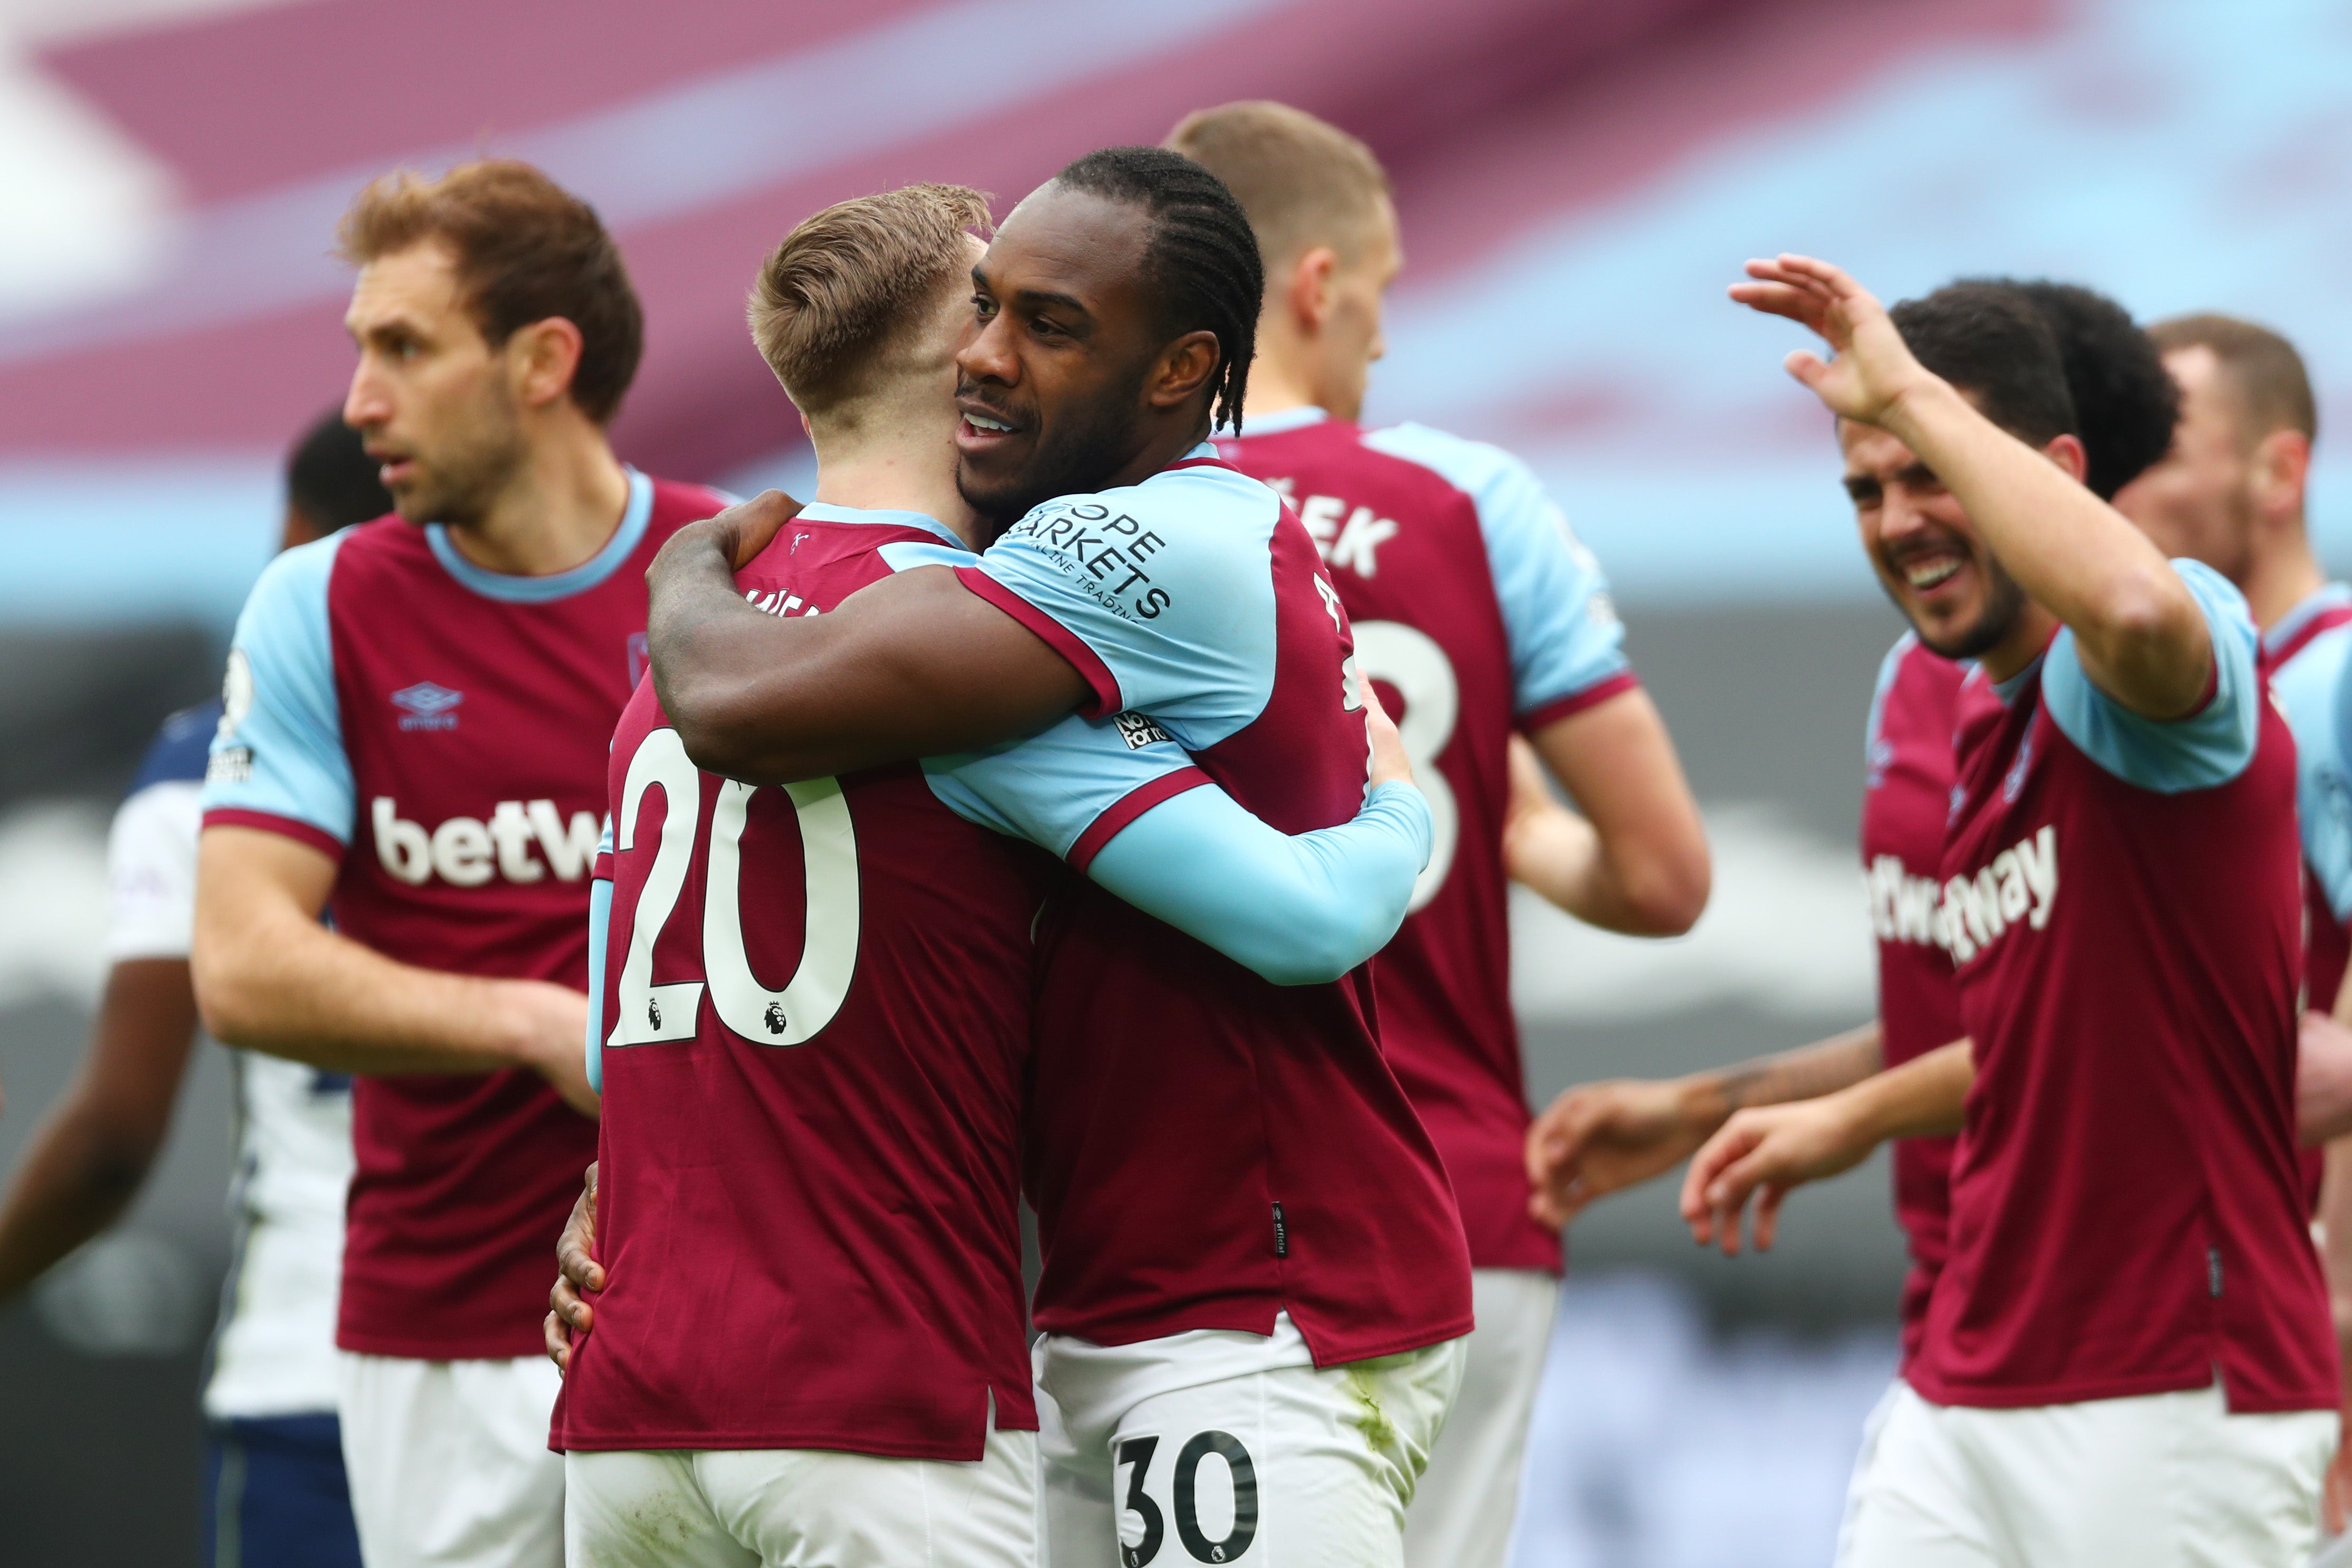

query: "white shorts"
left=1401, top=1268, right=1557, bottom=1568
left=564, top=1424, right=1037, bottom=1567
left=1839, top=1377, right=2335, bottom=1567
left=1036, top=1313, right=1466, bottom=1568
left=337, top=1351, right=565, bottom=1568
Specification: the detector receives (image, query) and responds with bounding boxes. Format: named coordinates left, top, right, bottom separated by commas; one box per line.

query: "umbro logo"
left=391, top=681, right=463, bottom=731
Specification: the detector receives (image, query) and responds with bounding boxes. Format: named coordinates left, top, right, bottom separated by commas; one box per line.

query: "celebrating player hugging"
left=139, top=89, right=2352, bottom=1568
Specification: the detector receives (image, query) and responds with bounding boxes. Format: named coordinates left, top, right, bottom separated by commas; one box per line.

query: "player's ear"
left=1285, top=246, right=1339, bottom=333
left=1146, top=329, right=1220, bottom=412
left=512, top=316, right=587, bottom=412
left=2041, top=432, right=2089, bottom=487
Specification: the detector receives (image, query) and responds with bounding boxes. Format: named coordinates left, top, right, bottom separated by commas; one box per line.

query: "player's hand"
left=685, top=489, right=805, bottom=575
left=1679, top=1096, right=1873, bottom=1255
left=1526, top=1078, right=1716, bottom=1230
left=1728, top=255, right=1937, bottom=429
left=2327, top=1414, right=2352, bottom=1535
left=546, top=1162, right=602, bottom=1375
left=1361, top=673, right=1412, bottom=791
left=509, top=981, right=598, bottom=1118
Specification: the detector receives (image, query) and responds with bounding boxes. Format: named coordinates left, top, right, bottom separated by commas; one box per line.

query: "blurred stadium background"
left=0, top=0, right=2342, bottom=1561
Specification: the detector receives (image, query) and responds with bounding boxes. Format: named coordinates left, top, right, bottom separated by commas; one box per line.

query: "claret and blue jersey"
left=562, top=496, right=1437, bottom=1461
left=1214, top=407, right=1635, bottom=1277
left=1924, top=559, right=2335, bottom=1414
left=962, top=444, right=1475, bottom=1366
left=199, top=468, right=732, bottom=1365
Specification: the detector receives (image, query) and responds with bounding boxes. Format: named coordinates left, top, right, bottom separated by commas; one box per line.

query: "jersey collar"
left=794, top=500, right=968, bottom=548
left=2261, top=581, right=2352, bottom=662
left=424, top=467, right=653, bottom=603
left=1230, top=405, right=1329, bottom=437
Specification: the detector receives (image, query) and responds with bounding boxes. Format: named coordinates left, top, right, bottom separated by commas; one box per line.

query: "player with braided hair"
left=625, top=147, right=1473, bottom=1565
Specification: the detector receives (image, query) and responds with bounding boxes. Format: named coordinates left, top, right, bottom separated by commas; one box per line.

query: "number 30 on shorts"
left=1116, top=1431, right=1259, bottom=1565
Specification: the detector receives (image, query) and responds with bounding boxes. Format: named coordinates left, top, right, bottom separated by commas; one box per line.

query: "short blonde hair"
left=748, top=184, right=991, bottom=415
left=1165, top=101, right=1390, bottom=270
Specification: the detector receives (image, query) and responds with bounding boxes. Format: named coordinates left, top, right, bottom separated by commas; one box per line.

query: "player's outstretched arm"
left=0, top=958, right=198, bottom=1300
left=647, top=497, right=1088, bottom=784
left=193, top=826, right=596, bottom=1114
left=1733, top=255, right=2209, bottom=719
left=1680, top=1037, right=1971, bottom=1255
left=1086, top=681, right=1429, bottom=986
left=1524, top=1022, right=1883, bottom=1230
left=1509, top=696, right=1709, bottom=935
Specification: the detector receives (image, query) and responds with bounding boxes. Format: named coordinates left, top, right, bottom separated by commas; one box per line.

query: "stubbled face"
left=2113, top=346, right=2255, bottom=583
left=1306, top=197, right=1401, bottom=424
left=342, top=243, right=527, bottom=528
left=954, top=184, right=1168, bottom=526
left=1842, top=419, right=2027, bottom=660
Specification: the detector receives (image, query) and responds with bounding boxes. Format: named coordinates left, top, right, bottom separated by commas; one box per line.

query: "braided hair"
left=1054, top=146, right=1263, bottom=434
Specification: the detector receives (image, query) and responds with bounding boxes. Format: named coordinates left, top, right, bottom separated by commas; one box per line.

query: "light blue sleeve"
left=922, top=704, right=1203, bottom=859
left=2040, top=558, right=2260, bottom=793
left=1362, top=424, right=1630, bottom=721
left=2285, top=626, right=2352, bottom=920
left=201, top=531, right=355, bottom=844
left=1088, top=782, right=1432, bottom=985
left=584, top=876, right=611, bottom=1094
left=961, top=458, right=1279, bottom=748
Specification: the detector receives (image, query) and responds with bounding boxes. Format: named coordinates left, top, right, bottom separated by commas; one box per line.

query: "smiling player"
left=638, top=149, right=1473, bottom=1565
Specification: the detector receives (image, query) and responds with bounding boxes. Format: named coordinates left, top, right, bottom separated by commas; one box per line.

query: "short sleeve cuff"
left=952, top=566, right=1124, bottom=719
left=202, top=807, right=346, bottom=863
left=1066, top=766, right=1211, bottom=872
left=1519, top=671, right=1640, bottom=734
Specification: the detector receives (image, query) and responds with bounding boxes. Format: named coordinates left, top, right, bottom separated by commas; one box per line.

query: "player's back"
left=1001, top=455, right=1474, bottom=1363
left=1213, top=410, right=1633, bottom=1274
left=1859, top=634, right=1965, bottom=1369
left=555, top=505, right=1053, bottom=1459
left=205, top=470, right=726, bottom=1362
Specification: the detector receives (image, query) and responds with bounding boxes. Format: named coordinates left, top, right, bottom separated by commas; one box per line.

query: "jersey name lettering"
left=1940, top=824, right=2059, bottom=964
left=1865, top=853, right=1951, bottom=951
left=371, top=795, right=599, bottom=887
left=1293, top=492, right=1400, bottom=578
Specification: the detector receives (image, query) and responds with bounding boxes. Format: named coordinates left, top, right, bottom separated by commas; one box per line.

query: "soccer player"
left=1159, top=100, right=1709, bottom=1568
left=191, top=161, right=729, bottom=1568
left=1521, top=280, right=2174, bottom=1282
left=0, top=410, right=386, bottom=1568
left=1683, top=259, right=2337, bottom=1563
left=633, top=148, right=1474, bottom=1565
left=553, top=181, right=1444, bottom=1567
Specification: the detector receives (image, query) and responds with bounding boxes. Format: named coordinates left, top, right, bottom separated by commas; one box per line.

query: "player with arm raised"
left=0, top=411, right=386, bottom=1568
left=1686, top=260, right=2336, bottom=1563
left=638, top=148, right=1474, bottom=1567
left=191, top=163, right=729, bottom=1568
left=550, top=183, right=1441, bottom=1568
left=1160, top=100, right=1708, bottom=1568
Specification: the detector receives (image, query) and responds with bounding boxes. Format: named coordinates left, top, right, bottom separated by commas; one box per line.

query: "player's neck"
left=442, top=416, right=631, bottom=577
left=2240, top=527, right=2326, bottom=632
left=1241, top=348, right=1332, bottom=423
left=811, top=434, right=979, bottom=550
left=1978, top=600, right=2065, bottom=685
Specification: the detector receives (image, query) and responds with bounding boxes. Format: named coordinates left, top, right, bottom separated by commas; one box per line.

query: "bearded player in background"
left=1163, top=100, right=1709, bottom=1568
left=192, top=161, right=729, bottom=1568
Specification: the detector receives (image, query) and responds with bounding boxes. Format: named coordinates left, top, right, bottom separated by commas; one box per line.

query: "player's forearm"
left=1826, top=1037, right=1972, bottom=1145
left=195, top=910, right=535, bottom=1075
left=1088, top=781, right=1432, bottom=985
left=648, top=554, right=1079, bottom=783
left=1678, top=1023, right=1886, bottom=1129
left=1881, top=377, right=2207, bottom=714
left=1519, top=697, right=1709, bottom=935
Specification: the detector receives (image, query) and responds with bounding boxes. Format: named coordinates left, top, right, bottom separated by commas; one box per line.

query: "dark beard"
left=956, top=364, right=1150, bottom=529
left=1904, top=557, right=2030, bottom=662
left=392, top=391, right=527, bottom=529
